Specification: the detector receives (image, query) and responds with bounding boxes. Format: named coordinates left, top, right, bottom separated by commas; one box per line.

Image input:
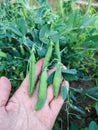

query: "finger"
left=21, top=58, right=44, bottom=90
left=14, top=58, right=44, bottom=97
left=46, top=65, right=67, bottom=103
left=45, top=67, right=56, bottom=103
left=0, top=77, right=11, bottom=107
left=46, top=85, right=54, bottom=103
left=50, top=81, right=69, bottom=116
left=7, top=59, right=44, bottom=110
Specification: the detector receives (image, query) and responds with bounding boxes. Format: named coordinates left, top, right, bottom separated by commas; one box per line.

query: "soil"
left=54, top=80, right=98, bottom=130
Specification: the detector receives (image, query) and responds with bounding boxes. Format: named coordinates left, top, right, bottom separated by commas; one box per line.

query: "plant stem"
left=86, top=0, right=92, bottom=14
left=59, top=0, right=64, bottom=17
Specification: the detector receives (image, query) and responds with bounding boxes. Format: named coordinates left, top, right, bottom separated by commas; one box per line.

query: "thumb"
left=0, top=77, right=11, bottom=107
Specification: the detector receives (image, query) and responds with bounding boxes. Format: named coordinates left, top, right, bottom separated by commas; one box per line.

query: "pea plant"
left=0, top=0, right=98, bottom=129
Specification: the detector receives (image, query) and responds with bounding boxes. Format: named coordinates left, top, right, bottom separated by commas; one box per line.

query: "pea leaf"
left=0, top=50, right=7, bottom=58
left=23, top=37, right=34, bottom=48
left=0, top=25, right=6, bottom=38
left=31, top=29, right=39, bottom=42
left=81, top=87, right=98, bottom=101
left=16, top=18, right=27, bottom=36
left=7, top=25, right=23, bottom=37
left=95, top=103, right=98, bottom=115
left=49, top=31, right=60, bottom=43
left=83, top=35, right=98, bottom=49
left=47, top=71, right=55, bottom=84
left=69, top=103, right=85, bottom=115
left=39, top=24, right=50, bottom=44
left=0, top=64, right=6, bottom=71
left=35, top=0, right=47, bottom=5
left=61, top=86, right=68, bottom=100
left=61, top=68, right=77, bottom=75
left=88, top=121, right=98, bottom=130
left=80, top=15, right=97, bottom=28
left=36, top=45, right=47, bottom=58
left=62, top=69, right=78, bottom=81
left=0, top=33, right=6, bottom=38
left=47, top=68, right=78, bottom=84
left=70, top=122, right=78, bottom=130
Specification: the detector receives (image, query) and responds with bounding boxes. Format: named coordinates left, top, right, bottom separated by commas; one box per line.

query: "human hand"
left=0, top=59, right=69, bottom=130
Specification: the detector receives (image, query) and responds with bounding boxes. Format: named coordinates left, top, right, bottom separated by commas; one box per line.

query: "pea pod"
left=36, top=42, right=53, bottom=110
left=35, top=69, right=47, bottom=110
left=53, top=62, right=61, bottom=98
left=28, top=50, right=36, bottom=97
left=20, top=45, right=25, bottom=56
left=42, top=42, right=53, bottom=70
left=55, top=42, right=61, bottom=62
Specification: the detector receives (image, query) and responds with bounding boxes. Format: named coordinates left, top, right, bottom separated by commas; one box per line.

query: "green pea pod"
left=55, top=42, right=61, bottom=62
left=28, top=51, right=36, bottom=97
left=42, top=42, right=53, bottom=70
left=53, top=63, right=61, bottom=98
left=35, top=42, right=53, bottom=110
left=20, top=45, right=25, bottom=56
left=35, top=69, right=47, bottom=110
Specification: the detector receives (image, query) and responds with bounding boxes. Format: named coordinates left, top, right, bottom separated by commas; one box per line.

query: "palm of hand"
left=0, top=59, right=69, bottom=130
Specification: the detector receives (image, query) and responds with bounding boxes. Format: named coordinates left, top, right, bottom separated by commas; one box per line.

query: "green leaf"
left=89, top=121, right=98, bottom=130
left=61, top=86, right=68, bottom=100
left=0, top=64, right=6, bottom=71
left=69, top=103, right=85, bottom=115
left=71, top=0, right=77, bottom=2
left=95, top=103, right=98, bottom=115
left=16, top=18, right=27, bottom=35
left=48, top=69, right=78, bottom=83
left=35, top=0, right=47, bottom=5
left=83, top=35, right=98, bottom=49
left=7, top=25, right=23, bottom=37
left=0, top=33, right=6, bottom=38
left=0, top=50, right=7, bottom=58
left=23, top=37, right=34, bottom=48
left=47, top=71, right=55, bottom=84
left=70, top=121, right=78, bottom=130
left=61, top=68, right=77, bottom=75
left=80, top=15, right=97, bottom=28
left=32, top=29, right=39, bottom=42
left=0, top=24, right=6, bottom=38
left=67, top=10, right=81, bottom=28
left=62, top=69, right=78, bottom=81
left=49, top=31, right=60, bottom=43
left=36, top=46, right=47, bottom=58
left=81, top=128, right=88, bottom=130
left=39, top=24, right=50, bottom=44
left=81, top=87, right=98, bottom=101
